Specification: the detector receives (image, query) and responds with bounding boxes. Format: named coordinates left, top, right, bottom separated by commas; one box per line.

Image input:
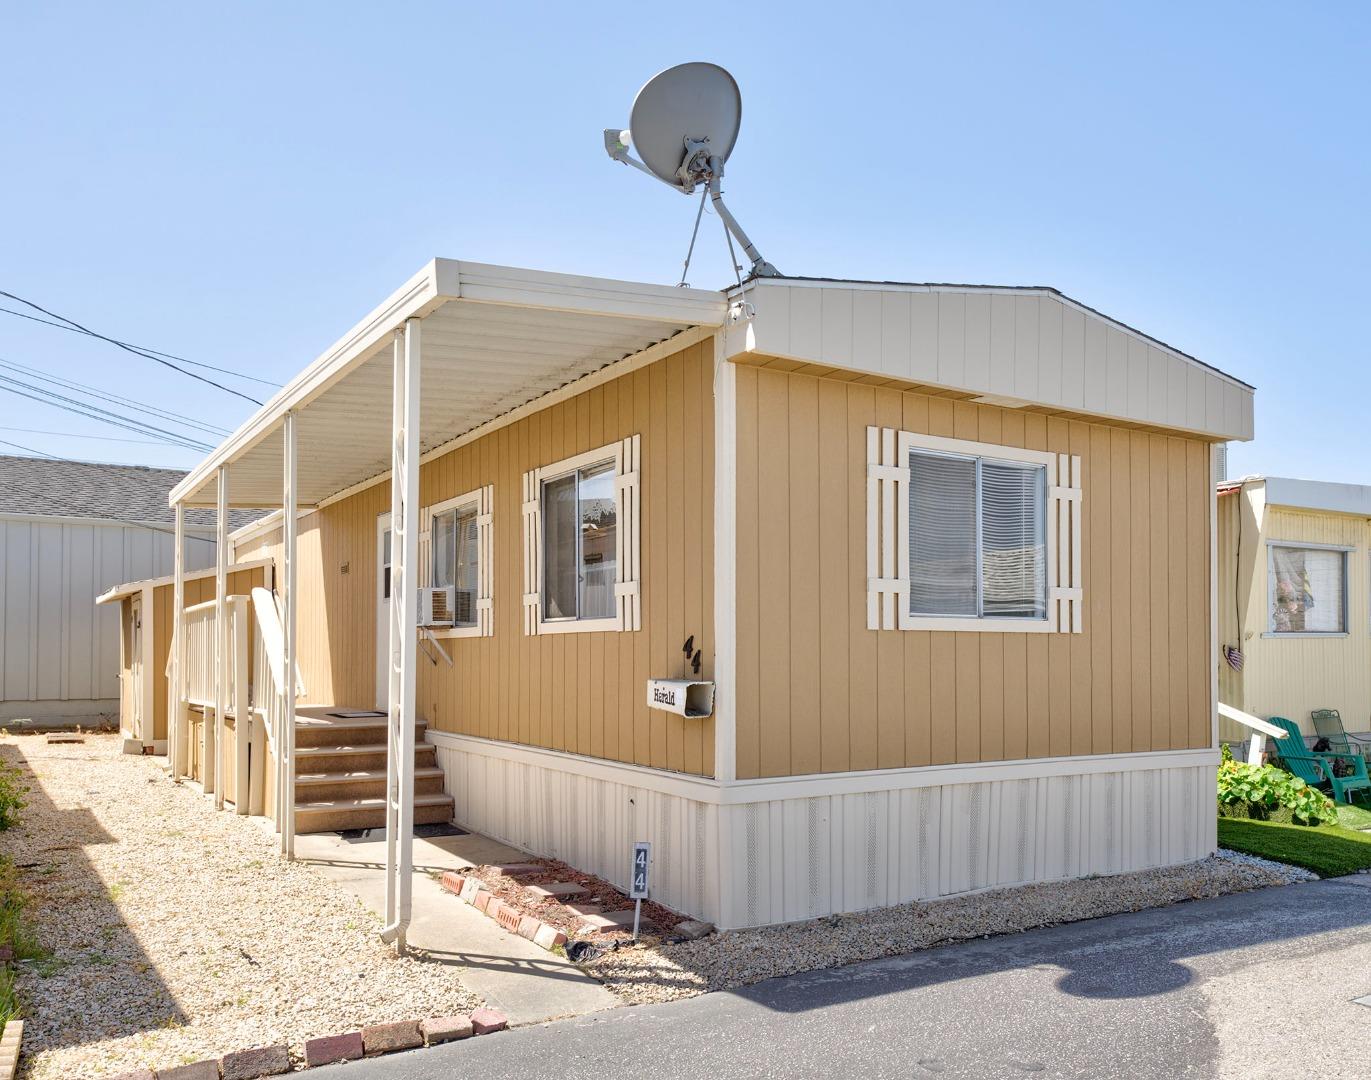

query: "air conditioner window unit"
left=419, top=585, right=455, bottom=627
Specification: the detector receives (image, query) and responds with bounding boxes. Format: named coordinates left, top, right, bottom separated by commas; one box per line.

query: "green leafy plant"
left=1218, top=758, right=1337, bottom=826
left=0, top=762, right=25, bottom=832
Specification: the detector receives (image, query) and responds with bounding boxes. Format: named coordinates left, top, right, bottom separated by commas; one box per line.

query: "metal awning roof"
left=170, top=260, right=726, bottom=508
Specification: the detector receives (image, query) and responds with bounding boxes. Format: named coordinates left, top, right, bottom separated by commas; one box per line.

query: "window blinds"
left=908, top=452, right=978, bottom=616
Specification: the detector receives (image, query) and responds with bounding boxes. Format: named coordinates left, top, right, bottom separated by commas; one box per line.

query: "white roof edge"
left=1249, top=476, right=1371, bottom=517
left=94, top=556, right=274, bottom=606
left=169, top=259, right=727, bottom=507
left=729, top=277, right=1254, bottom=396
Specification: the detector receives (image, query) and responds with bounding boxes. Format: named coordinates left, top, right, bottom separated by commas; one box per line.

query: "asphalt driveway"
left=313, top=875, right=1371, bottom=1079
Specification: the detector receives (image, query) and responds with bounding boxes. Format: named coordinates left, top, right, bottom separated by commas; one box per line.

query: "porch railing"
left=1218, top=702, right=1286, bottom=765
left=249, top=586, right=305, bottom=849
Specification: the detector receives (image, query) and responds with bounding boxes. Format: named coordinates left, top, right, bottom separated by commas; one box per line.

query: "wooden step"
left=294, top=791, right=454, bottom=833
left=294, top=742, right=438, bottom=774
left=294, top=717, right=429, bottom=749
left=295, top=766, right=446, bottom=803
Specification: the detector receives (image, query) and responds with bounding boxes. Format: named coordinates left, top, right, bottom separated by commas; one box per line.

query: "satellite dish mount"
left=604, top=62, right=780, bottom=279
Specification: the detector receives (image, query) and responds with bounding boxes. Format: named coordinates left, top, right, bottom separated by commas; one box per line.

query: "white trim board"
left=423, top=729, right=1214, bottom=806
left=95, top=558, right=275, bottom=605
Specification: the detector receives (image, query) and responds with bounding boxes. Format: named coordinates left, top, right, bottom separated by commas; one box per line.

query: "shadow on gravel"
left=0, top=739, right=186, bottom=1052
left=712, top=877, right=1371, bottom=1012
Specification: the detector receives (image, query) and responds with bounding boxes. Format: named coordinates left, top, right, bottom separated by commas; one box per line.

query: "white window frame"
left=420, top=485, right=494, bottom=639
left=522, top=436, right=641, bottom=636
left=1263, top=539, right=1350, bottom=639
left=867, top=428, right=1083, bottom=634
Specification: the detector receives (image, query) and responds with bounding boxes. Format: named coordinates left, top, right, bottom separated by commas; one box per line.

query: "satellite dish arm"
left=708, top=159, right=779, bottom=278
left=604, top=129, right=681, bottom=190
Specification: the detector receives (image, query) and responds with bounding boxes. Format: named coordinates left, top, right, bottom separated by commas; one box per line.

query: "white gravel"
left=587, top=850, right=1307, bottom=1005
left=1, top=734, right=481, bottom=1079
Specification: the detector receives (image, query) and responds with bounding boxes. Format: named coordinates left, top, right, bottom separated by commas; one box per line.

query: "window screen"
left=1270, top=546, right=1345, bottom=633
left=542, top=460, right=618, bottom=622
left=908, top=449, right=1046, bottom=620
left=433, top=503, right=479, bottom=626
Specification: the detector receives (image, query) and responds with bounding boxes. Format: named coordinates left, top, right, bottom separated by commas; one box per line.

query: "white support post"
left=211, top=465, right=228, bottom=807
left=381, top=319, right=420, bottom=953
left=233, top=596, right=250, bottom=813
left=171, top=502, right=186, bottom=778
left=281, top=410, right=298, bottom=858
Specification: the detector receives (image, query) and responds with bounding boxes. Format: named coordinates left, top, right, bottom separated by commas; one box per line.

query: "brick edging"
left=441, top=872, right=569, bottom=953
left=102, top=1006, right=508, bottom=1079
left=0, top=1019, right=22, bottom=1080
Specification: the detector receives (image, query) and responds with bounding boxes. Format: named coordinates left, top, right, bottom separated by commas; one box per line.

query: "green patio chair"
left=1270, top=716, right=1371, bottom=805
left=1310, top=708, right=1371, bottom=756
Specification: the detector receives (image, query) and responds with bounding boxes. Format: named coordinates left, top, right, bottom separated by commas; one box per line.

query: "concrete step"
left=294, top=791, right=454, bottom=833
left=294, top=717, right=429, bottom=749
left=295, top=766, right=446, bottom=803
left=294, top=742, right=438, bottom=774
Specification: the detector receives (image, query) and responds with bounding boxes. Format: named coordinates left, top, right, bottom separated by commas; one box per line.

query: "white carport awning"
left=170, top=260, right=726, bottom=508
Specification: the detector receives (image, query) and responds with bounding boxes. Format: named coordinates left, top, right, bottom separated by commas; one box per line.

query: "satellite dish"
left=629, top=62, right=741, bottom=192
left=605, top=62, right=779, bottom=278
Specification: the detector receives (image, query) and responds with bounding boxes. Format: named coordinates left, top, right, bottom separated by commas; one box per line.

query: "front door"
left=376, top=513, right=392, bottom=710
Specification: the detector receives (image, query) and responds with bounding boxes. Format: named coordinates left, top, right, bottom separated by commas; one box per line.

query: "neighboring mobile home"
left=148, top=260, right=1252, bottom=931
left=1217, top=475, right=1371, bottom=745
left=0, top=455, right=227, bottom=725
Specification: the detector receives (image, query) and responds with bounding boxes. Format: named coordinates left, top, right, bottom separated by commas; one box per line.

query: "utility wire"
left=0, top=358, right=231, bottom=438
left=0, top=379, right=215, bottom=453
left=0, top=304, right=281, bottom=389
left=0, top=437, right=59, bottom=458
left=0, top=289, right=264, bottom=405
left=0, top=426, right=168, bottom=445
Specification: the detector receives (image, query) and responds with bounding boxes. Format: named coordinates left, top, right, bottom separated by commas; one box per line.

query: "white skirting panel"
left=428, top=731, right=1216, bottom=932
left=716, top=764, right=1216, bottom=930
left=431, top=738, right=723, bottom=925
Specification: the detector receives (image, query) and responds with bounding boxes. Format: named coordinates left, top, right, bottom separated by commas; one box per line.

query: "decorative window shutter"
left=866, top=426, right=909, bottom=630
left=521, top=470, right=541, bottom=635
left=477, top=484, right=494, bottom=636
left=1048, top=454, right=1084, bottom=633
left=417, top=505, right=433, bottom=590
left=614, top=434, right=642, bottom=631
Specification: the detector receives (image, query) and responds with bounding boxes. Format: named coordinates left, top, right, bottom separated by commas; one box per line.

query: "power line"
left=0, top=378, right=215, bottom=453
left=0, top=304, right=282, bottom=389
left=0, top=289, right=264, bottom=405
left=0, top=358, right=232, bottom=438
left=0, top=426, right=168, bottom=445
left=0, top=437, right=59, bottom=458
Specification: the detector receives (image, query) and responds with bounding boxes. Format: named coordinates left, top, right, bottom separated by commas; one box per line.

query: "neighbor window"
left=543, top=460, right=617, bottom=622
left=908, top=448, right=1047, bottom=621
left=432, top=500, right=479, bottom=627
left=1269, top=544, right=1347, bottom=634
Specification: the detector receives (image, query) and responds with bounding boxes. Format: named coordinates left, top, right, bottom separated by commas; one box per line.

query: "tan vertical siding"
left=241, top=341, right=716, bottom=777
left=734, top=366, right=1214, bottom=778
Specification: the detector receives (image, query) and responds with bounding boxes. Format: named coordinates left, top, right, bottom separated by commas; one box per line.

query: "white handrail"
left=1218, top=702, right=1284, bottom=765
left=182, top=603, right=217, bottom=709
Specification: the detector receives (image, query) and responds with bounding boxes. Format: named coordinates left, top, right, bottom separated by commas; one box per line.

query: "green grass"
left=1218, top=817, right=1371, bottom=877
left=1335, top=803, right=1371, bottom=831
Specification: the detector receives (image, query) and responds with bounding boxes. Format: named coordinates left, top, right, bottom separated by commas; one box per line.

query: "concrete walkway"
left=292, top=829, right=619, bottom=1025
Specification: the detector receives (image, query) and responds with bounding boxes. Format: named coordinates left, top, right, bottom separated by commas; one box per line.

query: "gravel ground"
left=1, top=734, right=481, bottom=1079
left=585, top=849, right=1310, bottom=1005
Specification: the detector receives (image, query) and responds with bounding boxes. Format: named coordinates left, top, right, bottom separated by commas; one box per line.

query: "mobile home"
left=144, top=259, right=1252, bottom=930
left=1218, top=475, right=1371, bottom=745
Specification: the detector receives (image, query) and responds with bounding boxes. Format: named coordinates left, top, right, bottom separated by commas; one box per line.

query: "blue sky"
left=2, top=2, right=1366, bottom=480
